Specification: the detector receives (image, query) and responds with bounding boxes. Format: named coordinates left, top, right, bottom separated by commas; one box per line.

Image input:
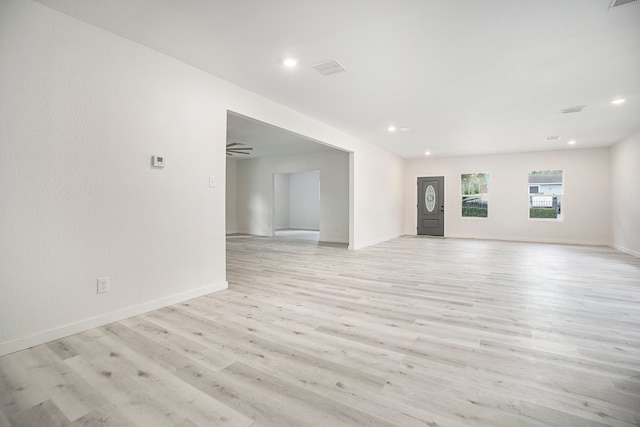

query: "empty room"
left=1, top=1, right=639, bottom=426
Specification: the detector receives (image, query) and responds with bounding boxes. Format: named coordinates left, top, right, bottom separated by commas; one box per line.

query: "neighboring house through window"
left=528, top=170, right=563, bottom=220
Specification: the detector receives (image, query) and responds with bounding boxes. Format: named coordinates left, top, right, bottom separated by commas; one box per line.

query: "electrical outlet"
left=97, top=277, right=110, bottom=294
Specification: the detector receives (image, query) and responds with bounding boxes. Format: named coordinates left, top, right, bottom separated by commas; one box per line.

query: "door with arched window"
left=417, top=176, right=444, bottom=236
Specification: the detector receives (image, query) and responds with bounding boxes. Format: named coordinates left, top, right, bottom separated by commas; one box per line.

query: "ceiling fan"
left=226, top=142, right=253, bottom=156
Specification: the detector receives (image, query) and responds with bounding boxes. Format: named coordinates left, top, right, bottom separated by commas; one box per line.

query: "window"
left=528, top=170, right=563, bottom=219
left=461, top=173, right=489, bottom=218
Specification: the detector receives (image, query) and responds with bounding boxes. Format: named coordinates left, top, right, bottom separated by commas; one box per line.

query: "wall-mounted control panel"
left=152, top=155, right=165, bottom=168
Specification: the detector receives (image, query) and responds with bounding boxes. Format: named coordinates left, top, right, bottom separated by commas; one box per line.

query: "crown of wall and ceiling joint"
left=560, top=105, right=586, bottom=114
left=609, top=0, right=639, bottom=9
left=312, top=60, right=346, bottom=76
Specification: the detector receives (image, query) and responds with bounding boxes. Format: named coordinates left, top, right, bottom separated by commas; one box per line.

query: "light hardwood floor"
left=1, top=235, right=640, bottom=426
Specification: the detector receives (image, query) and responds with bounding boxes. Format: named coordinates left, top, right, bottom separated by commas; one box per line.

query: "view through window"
left=461, top=173, right=489, bottom=218
left=528, top=170, right=563, bottom=219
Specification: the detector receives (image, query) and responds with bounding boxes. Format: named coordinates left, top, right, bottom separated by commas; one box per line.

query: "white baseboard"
left=346, top=233, right=608, bottom=250
left=415, top=233, right=610, bottom=247
left=0, top=281, right=228, bottom=357
left=321, top=239, right=349, bottom=245
left=609, top=243, right=640, bottom=259
left=319, top=233, right=349, bottom=244
left=350, top=234, right=400, bottom=250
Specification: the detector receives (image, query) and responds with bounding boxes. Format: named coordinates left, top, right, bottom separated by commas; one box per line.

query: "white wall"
left=226, top=158, right=238, bottom=234
left=236, top=150, right=349, bottom=243
left=405, top=148, right=611, bottom=245
left=352, top=146, right=405, bottom=249
left=611, top=131, right=640, bottom=257
left=289, top=171, right=320, bottom=230
left=272, top=170, right=320, bottom=231
left=0, top=0, right=229, bottom=355
left=0, top=0, right=404, bottom=355
left=273, top=173, right=290, bottom=230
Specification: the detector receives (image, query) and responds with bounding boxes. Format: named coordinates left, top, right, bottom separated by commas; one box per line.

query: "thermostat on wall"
left=152, top=155, right=165, bottom=168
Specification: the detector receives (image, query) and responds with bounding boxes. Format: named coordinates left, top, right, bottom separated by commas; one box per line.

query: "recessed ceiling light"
left=611, top=98, right=626, bottom=105
left=387, top=126, right=396, bottom=132
left=283, top=58, right=297, bottom=68
left=424, top=151, right=431, bottom=156
left=568, top=140, right=577, bottom=145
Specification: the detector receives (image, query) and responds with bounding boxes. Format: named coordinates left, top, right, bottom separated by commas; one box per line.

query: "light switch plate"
left=152, top=155, right=165, bottom=168
left=209, top=176, right=216, bottom=188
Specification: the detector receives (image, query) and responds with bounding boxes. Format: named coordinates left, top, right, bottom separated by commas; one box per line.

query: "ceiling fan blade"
left=226, top=144, right=254, bottom=156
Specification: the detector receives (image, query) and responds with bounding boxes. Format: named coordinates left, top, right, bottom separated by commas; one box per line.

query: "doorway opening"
left=225, top=111, right=351, bottom=247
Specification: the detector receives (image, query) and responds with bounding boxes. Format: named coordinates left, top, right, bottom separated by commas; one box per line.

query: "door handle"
left=439, top=205, right=444, bottom=213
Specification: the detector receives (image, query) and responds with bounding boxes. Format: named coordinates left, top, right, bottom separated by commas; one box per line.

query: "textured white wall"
left=352, top=146, right=405, bottom=249
left=289, top=171, right=320, bottom=230
left=611, top=132, right=640, bottom=257
left=1, top=0, right=404, bottom=354
left=0, top=0, right=229, bottom=354
left=225, top=159, right=238, bottom=234
left=236, top=150, right=349, bottom=243
left=404, top=148, right=611, bottom=245
left=273, top=173, right=290, bottom=230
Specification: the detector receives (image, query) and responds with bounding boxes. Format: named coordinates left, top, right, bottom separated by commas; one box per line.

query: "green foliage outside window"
left=461, top=173, right=489, bottom=218
left=461, top=173, right=488, bottom=195
left=462, top=207, right=488, bottom=217
left=529, top=208, right=558, bottom=219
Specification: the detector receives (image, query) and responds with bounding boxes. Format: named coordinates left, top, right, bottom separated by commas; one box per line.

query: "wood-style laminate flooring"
left=2, top=234, right=640, bottom=426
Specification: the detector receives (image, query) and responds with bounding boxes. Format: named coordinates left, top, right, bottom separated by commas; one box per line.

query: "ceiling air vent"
left=560, top=105, right=586, bottom=114
left=545, top=136, right=562, bottom=142
left=312, top=60, right=346, bottom=76
left=609, top=0, right=639, bottom=9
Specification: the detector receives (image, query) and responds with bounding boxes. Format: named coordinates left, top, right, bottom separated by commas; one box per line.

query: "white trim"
left=443, top=234, right=609, bottom=246
left=527, top=216, right=565, bottom=222
left=350, top=234, right=400, bottom=250
left=0, top=281, right=228, bottom=357
left=320, top=235, right=349, bottom=244
left=407, top=233, right=610, bottom=247
left=609, top=243, right=640, bottom=259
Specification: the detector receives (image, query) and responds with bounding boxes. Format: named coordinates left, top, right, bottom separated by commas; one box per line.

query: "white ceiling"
left=227, top=112, right=333, bottom=159
left=36, top=0, right=640, bottom=159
